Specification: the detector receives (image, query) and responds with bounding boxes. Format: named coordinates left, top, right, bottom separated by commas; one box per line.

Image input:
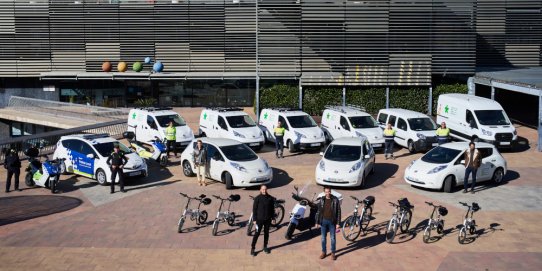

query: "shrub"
left=432, top=83, right=468, bottom=115
left=303, top=87, right=343, bottom=116
left=346, top=88, right=387, bottom=115
left=256, top=84, right=298, bottom=114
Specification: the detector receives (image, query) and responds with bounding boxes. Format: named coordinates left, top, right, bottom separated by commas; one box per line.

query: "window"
left=474, top=110, right=510, bottom=126
left=155, top=114, right=186, bottom=127
left=340, top=116, right=350, bottom=131
left=67, top=140, right=83, bottom=154
left=388, top=115, right=397, bottom=127
left=377, top=113, right=388, bottom=124
left=324, top=144, right=361, bottom=162
left=226, top=115, right=256, bottom=128
left=421, top=146, right=462, bottom=164
left=147, top=115, right=158, bottom=130
left=220, top=144, right=258, bottom=162
left=286, top=115, right=317, bottom=128
left=206, top=144, right=221, bottom=161
left=478, top=148, right=493, bottom=159
left=217, top=116, right=228, bottom=130
left=349, top=116, right=379, bottom=128
left=408, top=118, right=437, bottom=131
left=397, top=118, right=408, bottom=131
left=362, top=141, right=370, bottom=157
left=466, top=110, right=477, bottom=129
left=94, top=142, right=132, bottom=157
left=278, top=116, right=289, bottom=130
left=80, top=143, right=96, bottom=157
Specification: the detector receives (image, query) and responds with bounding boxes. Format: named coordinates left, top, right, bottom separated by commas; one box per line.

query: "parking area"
left=0, top=109, right=541, bottom=271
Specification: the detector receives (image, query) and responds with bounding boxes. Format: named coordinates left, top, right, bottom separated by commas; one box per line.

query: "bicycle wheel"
left=458, top=226, right=467, bottom=244
left=212, top=219, right=219, bottom=236
left=399, top=209, right=412, bottom=233
left=227, top=212, right=236, bottom=226
left=246, top=215, right=254, bottom=236
left=360, top=206, right=373, bottom=231
left=177, top=216, right=185, bottom=233
left=385, top=219, right=398, bottom=243
left=422, top=226, right=431, bottom=243
left=271, top=205, right=285, bottom=227
left=285, top=222, right=296, bottom=240
left=342, top=215, right=361, bottom=242
left=198, top=210, right=208, bottom=225
left=469, top=225, right=476, bottom=235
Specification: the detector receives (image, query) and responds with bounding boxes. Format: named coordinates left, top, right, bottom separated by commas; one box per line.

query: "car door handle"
left=491, top=159, right=496, bottom=162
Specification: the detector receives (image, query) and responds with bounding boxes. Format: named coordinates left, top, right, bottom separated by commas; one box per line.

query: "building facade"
left=0, top=0, right=540, bottom=107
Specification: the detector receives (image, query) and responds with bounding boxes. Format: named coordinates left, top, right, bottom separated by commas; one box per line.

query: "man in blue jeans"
left=315, top=186, right=341, bottom=261
left=463, top=142, right=481, bottom=194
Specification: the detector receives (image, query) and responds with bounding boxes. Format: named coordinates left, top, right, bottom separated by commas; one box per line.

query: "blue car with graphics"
left=53, top=134, right=147, bottom=185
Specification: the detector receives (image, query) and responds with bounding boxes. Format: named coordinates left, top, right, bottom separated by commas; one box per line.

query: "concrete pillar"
left=255, top=75, right=260, bottom=121
left=386, top=87, right=390, bottom=109
left=428, top=86, right=433, bottom=115
left=538, top=92, right=542, bottom=152
left=299, top=78, right=303, bottom=110
left=342, top=86, right=346, bottom=106
left=467, top=77, right=475, bottom=95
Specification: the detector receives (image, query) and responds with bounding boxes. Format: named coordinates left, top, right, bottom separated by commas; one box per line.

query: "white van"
left=436, top=94, right=517, bottom=147
left=321, top=105, right=385, bottom=149
left=376, top=108, right=438, bottom=153
left=258, top=108, right=325, bottom=153
left=199, top=107, right=264, bottom=151
left=127, top=107, right=194, bottom=150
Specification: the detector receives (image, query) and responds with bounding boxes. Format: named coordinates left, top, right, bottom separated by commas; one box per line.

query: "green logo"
left=263, top=112, right=268, bottom=119
left=326, top=112, right=331, bottom=119
left=132, top=112, right=136, bottom=119
left=203, top=112, right=207, bottom=120
left=444, top=105, right=449, bottom=114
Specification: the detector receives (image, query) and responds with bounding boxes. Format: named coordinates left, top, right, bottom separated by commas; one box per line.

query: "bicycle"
left=177, top=193, right=212, bottom=233
left=342, top=195, right=375, bottom=241
left=211, top=194, right=241, bottom=236
left=458, top=202, right=480, bottom=244
left=385, top=198, right=414, bottom=243
left=422, top=201, right=448, bottom=243
left=246, top=195, right=286, bottom=236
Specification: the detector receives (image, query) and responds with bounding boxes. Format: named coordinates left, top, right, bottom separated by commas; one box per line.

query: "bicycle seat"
left=228, top=194, right=241, bottom=202
left=249, top=195, right=255, bottom=200
left=363, top=196, right=375, bottom=206
left=472, top=202, right=481, bottom=212
left=398, top=198, right=413, bottom=209
left=438, top=207, right=448, bottom=216
left=201, top=198, right=212, bottom=205
left=199, top=194, right=206, bottom=198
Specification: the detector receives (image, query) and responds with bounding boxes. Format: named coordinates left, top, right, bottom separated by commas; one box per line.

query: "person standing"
left=166, top=121, right=177, bottom=157
left=107, top=144, right=128, bottom=194
left=193, top=140, right=207, bottom=186
left=315, top=186, right=341, bottom=261
left=463, top=142, right=481, bottom=194
left=436, top=122, right=450, bottom=145
left=4, top=149, right=21, bottom=193
left=383, top=122, right=396, bottom=160
left=250, top=184, right=275, bottom=256
left=274, top=121, right=286, bottom=158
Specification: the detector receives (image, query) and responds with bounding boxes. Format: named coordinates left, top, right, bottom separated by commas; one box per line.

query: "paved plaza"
left=1, top=109, right=541, bottom=271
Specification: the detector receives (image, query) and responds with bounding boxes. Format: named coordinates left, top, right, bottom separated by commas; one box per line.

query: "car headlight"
left=513, top=130, right=517, bottom=135
left=263, top=160, right=270, bottom=170
left=319, top=160, right=325, bottom=171
left=407, top=160, right=415, bottom=170
left=481, top=128, right=493, bottom=137
left=295, top=131, right=307, bottom=139
left=259, top=130, right=263, bottom=137
left=416, top=133, right=426, bottom=140
left=320, top=131, right=324, bottom=138
left=355, top=131, right=364, bottom=137
left=349, top=161, right=362, bottom=173
left=427, top=165, right=447, bottom=174
left=230, top=162, right=247, bottom=172
left=233, top=131, right=246, bottom=138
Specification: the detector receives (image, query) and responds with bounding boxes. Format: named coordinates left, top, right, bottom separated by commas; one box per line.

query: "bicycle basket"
left=363, top=196, right=375, bottom=206
left=228, top=194, right=241, bottom=202
left=438, top=207, right=448, bottom=216
left=398, top=198, right=412, bottom=209
left=201, top=198, right=212, bottom=205
left=472, top=202, right=480, bottom=212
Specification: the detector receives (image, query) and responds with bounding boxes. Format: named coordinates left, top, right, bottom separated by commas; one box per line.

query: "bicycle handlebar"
left=350, top=196, right=359, bottom=202
left=459, top=202, right=468, bottom=206
left=249, top=195, right=255, bottom=200
left=179, top=192, right=188, bottom=197
left=213, top=195, right=222, bottom=200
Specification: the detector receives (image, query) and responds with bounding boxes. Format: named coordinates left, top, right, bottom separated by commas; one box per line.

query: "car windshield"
left=220, top=144, right=258, bottom=162
left=94, top=142, right=132, bottom=157
left=324, top=144, right=361, bottom=162
left=421, top=146, right=461, bottom=164
left=287, top=115, right=317, bottom=128
left=156, top=114, right=186, bottom=127
left=475, top=110, right=510, bottom=125
left=408, top=118, right=437, bottom=131
left=349, top=116, right=379, bottom=129
left=226, top=115, right=256, bottom=128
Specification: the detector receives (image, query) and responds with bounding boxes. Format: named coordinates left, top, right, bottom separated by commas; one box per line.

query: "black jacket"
left=4, top=153, right=21, bottom=170
left=315, top=195, right=341, bottom=225
left=252, top=194, right=275, bottom=222
left=106, top=151, right=128, bottom=166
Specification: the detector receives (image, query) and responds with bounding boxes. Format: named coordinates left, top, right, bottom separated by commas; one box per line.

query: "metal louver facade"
left=0, top=0, right=540, bottom=86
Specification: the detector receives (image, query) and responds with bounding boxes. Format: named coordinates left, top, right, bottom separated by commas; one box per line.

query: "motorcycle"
left=123, top=130, right=168, bottom=167
left=24, top=147, right=65, bottom=194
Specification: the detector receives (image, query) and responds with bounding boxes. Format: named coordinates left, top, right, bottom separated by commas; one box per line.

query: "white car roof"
left=196, top=137, right=243, bottom=147
left=263, top=108, right=308, bottom=116
left=379, top=108, right=430, bottom=119
left=205, top=110, right=248, bottom=117
left=440, top=93, right=504, bottom=110
left=131, top=108, right=177, bottom=115
left=439, top=141, right=495, bottom=150
left=325, top=107, right=370, bottom=117
left=60, top=134, right=117, bottom=145
left=330, top=137, right=367, bottom=146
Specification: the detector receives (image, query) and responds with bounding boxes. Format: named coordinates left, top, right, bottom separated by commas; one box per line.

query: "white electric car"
left=315, top=137, right=376, bottom=188
left=53, top=134, right=148, bottom=185
left=180, top=138, right=273, bottom=189
left=404, top=142, right=507, bottom=193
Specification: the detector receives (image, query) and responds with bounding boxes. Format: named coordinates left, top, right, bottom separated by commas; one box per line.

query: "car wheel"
left=96, top=169, right=108, bottom=186
left=25, top=173, right=35, bottom=187
left=224, top=172, right=233, bottom=190
left=492, top=167, right=504, bottom=184
left=408, top=140, right=416, bottom=153
left=443, top=175, right=454, bottom=193
left=59, top=160, right=67, bottom=175
left=288, top=140, right=296, bottom=153
left=182, top=160, right=195, bottom=177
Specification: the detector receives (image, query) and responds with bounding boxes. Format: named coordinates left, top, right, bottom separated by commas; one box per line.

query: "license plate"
left=249, top=143, right=259, bottom=146
left=311, top=143, right=321, bottom=147
left=432, top=143, right=438, bottom=146
left=500, top=142, right=510, bottom=145
left=328, top=178, right=342, bottom=182
left=371, top=144, right=382, bottom=147
left=129, top=171, right=140, bottom=176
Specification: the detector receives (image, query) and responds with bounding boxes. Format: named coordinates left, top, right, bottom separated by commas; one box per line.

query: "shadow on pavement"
left=268, top=227, right=320, bottom=251
left=364, top=163, right=399, bottom=189
left=0, top=195, right=82, bottom=226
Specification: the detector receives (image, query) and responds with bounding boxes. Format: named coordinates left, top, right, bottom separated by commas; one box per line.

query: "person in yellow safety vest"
left=383, top=123, right=396, bottom=160
left=165, top=121, right=178, bottom=157
left=436, top=122, right=451, bottom=145
left=274, top=121, right=286, bottom=158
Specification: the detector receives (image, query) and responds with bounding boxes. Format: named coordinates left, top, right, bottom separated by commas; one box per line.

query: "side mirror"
left=319, top=152, right=324, bottom=156
left=364, top=154, right=371, bottom=159
left=86, top=153, right=95, bottom=159
left=460, top=160, right=465, bottom=165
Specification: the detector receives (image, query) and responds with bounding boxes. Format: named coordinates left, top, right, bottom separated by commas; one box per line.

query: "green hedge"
left=389, top=88, right=429, bottom=114
left=346, top=88, right=387, bottom=115
left=432, top=83, right=468, bottom=115
left=255, top=84, right=298, bottom=114
left=302, top=87, right=343, bottom=116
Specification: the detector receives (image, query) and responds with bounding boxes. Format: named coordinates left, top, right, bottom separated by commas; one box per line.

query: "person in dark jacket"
left=106, top=144, right=128, bottom=194
left=250, top=184, right=275, bottom=256
left=4, top=149, right=22, bottom=193
left=315, top=186, right=341, bottom=261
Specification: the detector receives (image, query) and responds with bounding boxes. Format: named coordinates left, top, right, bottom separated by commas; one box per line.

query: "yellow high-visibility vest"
left=436, top=127, right=450, bottom=137
left=166, top=126, right=176, bottom=141
left=274, top=127, right=285, bottom=136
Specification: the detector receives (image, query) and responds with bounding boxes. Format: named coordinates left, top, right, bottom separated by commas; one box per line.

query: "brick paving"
left=0, top=109, right=541, bottom=270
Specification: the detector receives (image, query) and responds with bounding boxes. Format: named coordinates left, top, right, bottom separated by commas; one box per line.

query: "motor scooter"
left=24, top=147, right=65, bottom=194
left=123, top=130, right=168, bottom=167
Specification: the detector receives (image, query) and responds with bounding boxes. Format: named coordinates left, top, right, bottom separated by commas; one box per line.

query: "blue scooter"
left=24, top=147, right=65, bottom=194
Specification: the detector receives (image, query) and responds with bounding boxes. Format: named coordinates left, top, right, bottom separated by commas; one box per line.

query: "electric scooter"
left=123, top=130, right=168, bottom=167
left=24, top=147, right=65, bottom=194
left=284, top=186, right=318, bottom=240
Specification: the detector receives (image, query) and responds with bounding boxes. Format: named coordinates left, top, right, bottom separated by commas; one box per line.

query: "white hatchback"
left=315, top=137, right=376, bottom=188
left=180, top=138, right=273, bottom=189
left=404, top=142, right=507, bottom=193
